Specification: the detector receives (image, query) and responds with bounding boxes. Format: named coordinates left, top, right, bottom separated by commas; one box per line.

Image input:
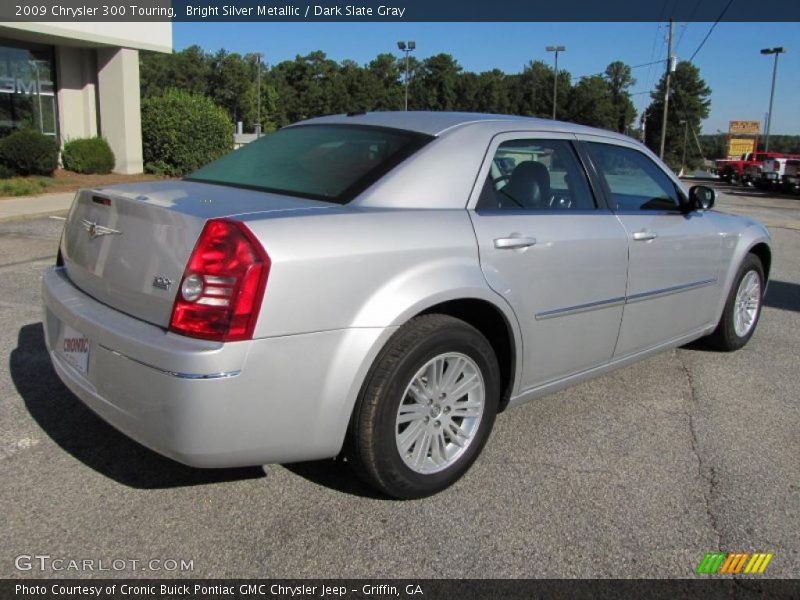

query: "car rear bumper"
left=42, top=267, right=392, bottom=468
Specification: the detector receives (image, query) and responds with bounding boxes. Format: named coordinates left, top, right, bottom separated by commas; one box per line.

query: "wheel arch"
left=339, top=293, right=522, bottom=458
left=748, top=242, right=772, bottom=283
left=417, top=298, right=518, bottom=412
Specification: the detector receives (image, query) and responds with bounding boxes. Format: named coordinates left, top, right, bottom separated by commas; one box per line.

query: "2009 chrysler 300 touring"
left=43, top=112, right=771, bottom=498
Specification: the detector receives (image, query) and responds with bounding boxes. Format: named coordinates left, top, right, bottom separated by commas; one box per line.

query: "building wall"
left=2, top=22, right=171, bottom=54
left=55, top=46, right=98, bottom=141
left=97, top=47, right=143, bottom=174
left=0, top=22, right=170, bottom=174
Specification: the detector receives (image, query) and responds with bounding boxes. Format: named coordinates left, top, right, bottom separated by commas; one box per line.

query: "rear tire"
left=346, top=314, right=500, bottom=499
left=703, top=254, right=765, bottom=351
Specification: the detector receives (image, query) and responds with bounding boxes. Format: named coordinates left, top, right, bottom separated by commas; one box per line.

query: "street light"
left=397, top=40, right=416, bottom=111
left=255, top=52, right=263, bottom=136
left=760, top=47, right=786, bottom=152
left=680, top=119, right=689, bottom=176
left=545, top=45, right=565, bottom=120
left=28, top=60, right=44, bottom=134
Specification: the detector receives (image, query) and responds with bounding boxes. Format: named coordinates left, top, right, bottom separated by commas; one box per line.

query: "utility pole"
left=659, top=18, right=674, bottom=160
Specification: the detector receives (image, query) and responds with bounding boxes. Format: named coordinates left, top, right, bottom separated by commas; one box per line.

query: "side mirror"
left=689, top=185, right=716, bottom=211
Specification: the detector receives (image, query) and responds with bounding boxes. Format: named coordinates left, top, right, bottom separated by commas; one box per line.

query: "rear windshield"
left=186, top=124, right=433, bottom=204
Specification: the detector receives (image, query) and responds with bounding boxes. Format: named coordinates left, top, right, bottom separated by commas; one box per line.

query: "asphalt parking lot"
left=1, top=184, right=798, bottom=579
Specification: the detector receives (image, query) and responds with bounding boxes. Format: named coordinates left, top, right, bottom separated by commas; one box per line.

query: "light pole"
left=680, top=119, right=688, bottom=175
left=545, top=46, right=565, bottom=120
left=397, top=41, right=416, bottom=111
left=28, top=60, right=44, bottom=134
left=760, top=47, right=786, bottom=152
left=255, top=53, right=263, bottom=136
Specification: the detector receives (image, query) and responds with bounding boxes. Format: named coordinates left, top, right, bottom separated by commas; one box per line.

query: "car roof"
left=295, top=111, right=632, bottom=141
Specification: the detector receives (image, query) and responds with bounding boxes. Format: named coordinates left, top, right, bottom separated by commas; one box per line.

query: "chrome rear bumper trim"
left=99, top=345, right=241, bottom=380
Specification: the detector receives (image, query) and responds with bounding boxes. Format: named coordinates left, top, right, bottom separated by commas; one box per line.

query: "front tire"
left=347, top=314, right=500, bottom=499
left=703, top=254, right=765, bottom=351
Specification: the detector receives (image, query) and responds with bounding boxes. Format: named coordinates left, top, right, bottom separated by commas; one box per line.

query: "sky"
left=173, top=21, right=800, bottom=135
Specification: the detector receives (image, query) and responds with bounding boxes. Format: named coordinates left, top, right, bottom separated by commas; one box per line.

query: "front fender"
left=713, top=216, right=772, bottom=324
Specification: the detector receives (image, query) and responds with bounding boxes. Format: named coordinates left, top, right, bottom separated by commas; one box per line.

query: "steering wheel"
left=547, top=194, right=573, bottom=209
left=492, top=174, right=511, bottom=186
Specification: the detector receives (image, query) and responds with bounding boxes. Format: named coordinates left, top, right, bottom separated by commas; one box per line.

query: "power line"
left=675, top=23, right=689, bottom=52
left=689, top=0, right=735, bottom=62
left=571, top=59, right=667, bottom=81
left=675, top=0, right=704, bottom=51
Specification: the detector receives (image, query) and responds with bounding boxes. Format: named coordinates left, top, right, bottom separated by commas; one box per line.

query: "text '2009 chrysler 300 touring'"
left=43, top=112, right=771, bottom=498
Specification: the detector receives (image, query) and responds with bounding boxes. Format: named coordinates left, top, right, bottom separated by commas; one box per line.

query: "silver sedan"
left=42, top=112, right=771, bottom=498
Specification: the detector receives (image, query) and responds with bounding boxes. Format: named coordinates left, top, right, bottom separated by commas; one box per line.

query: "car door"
left=468, top=133, right=630, bottom=391
left=582, top=138, right=722, bottom=357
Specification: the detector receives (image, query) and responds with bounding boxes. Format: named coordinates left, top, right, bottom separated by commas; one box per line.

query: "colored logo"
left=696, top=552, right=773, bottom=575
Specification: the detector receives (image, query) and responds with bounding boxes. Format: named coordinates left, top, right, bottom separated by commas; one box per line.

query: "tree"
left=454, top=72, right=480, bottom=111
left=644, top=61, right=711, bottom=169
left=411, top=54, right=461, bottom=111
left=340, top=59, right=381, bottom=113
left=269, top=51, right=343, bottom=123
left=367, top=53, right=404, bottom=110
left=140, top=45, right=211, bottom=98
left=509, top=60, right=569, bottom=118
left=604, top=61, right=637, bottom=133
left=476, top=69, right=513, bottom=114
left=207, top=50, right=258, bottom=127
left=137, top=47, right=669, bottom=141
left=566, top=75, right=616, bottom=130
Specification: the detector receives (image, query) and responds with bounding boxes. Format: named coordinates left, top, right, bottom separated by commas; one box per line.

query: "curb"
left=0, top=209, right=69, bottom=224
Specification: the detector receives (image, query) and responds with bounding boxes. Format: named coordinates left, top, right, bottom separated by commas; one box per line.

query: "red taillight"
left=169, top=219, right=270, bottom=342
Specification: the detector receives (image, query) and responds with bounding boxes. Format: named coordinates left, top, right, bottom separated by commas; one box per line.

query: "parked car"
left=719, top=151, right=784, bottom=185
left=757, top=156, right=800, bottom=191
left=782, top=159, right=800, bottom=194
left=42, top=112, right=772, bottom=498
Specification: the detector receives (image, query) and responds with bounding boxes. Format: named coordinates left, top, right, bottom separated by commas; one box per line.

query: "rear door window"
left=476, top=139, right=597, bottom=211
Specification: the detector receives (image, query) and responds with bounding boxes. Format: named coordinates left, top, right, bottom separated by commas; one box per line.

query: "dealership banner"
left=5, top=579, right=800, bottom=599
left=3, top=0, right=800, bottom=21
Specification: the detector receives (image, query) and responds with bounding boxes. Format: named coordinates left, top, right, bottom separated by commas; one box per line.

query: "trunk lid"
left=61, top=180, right=331, bottom=327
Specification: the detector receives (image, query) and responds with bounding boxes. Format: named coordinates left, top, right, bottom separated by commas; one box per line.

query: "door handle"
left=494, top=236, right=537, bottom=250
left=632, top=230, right=658, bottom=241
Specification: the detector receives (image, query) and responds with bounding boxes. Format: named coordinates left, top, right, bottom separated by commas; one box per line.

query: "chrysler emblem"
left=81, top=219, right=121, bottom=239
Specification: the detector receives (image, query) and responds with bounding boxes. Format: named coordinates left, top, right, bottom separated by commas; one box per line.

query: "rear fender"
left=323, top=257, right=524, bottom=453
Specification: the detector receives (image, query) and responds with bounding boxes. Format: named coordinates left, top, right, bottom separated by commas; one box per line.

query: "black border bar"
left=4, top=579, right=800, bottom=600
left=3, top=0, right=800, bottom=22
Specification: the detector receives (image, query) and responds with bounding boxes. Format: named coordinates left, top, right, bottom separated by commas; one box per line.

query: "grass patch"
left=0, top=177, right=53, bottom=197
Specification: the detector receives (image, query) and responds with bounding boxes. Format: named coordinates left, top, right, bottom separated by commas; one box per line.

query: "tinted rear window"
left=186, top=124, right=433, bottom=204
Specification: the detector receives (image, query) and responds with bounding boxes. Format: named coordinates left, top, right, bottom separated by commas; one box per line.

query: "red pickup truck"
left=718, top=152, right=785, bottom=185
